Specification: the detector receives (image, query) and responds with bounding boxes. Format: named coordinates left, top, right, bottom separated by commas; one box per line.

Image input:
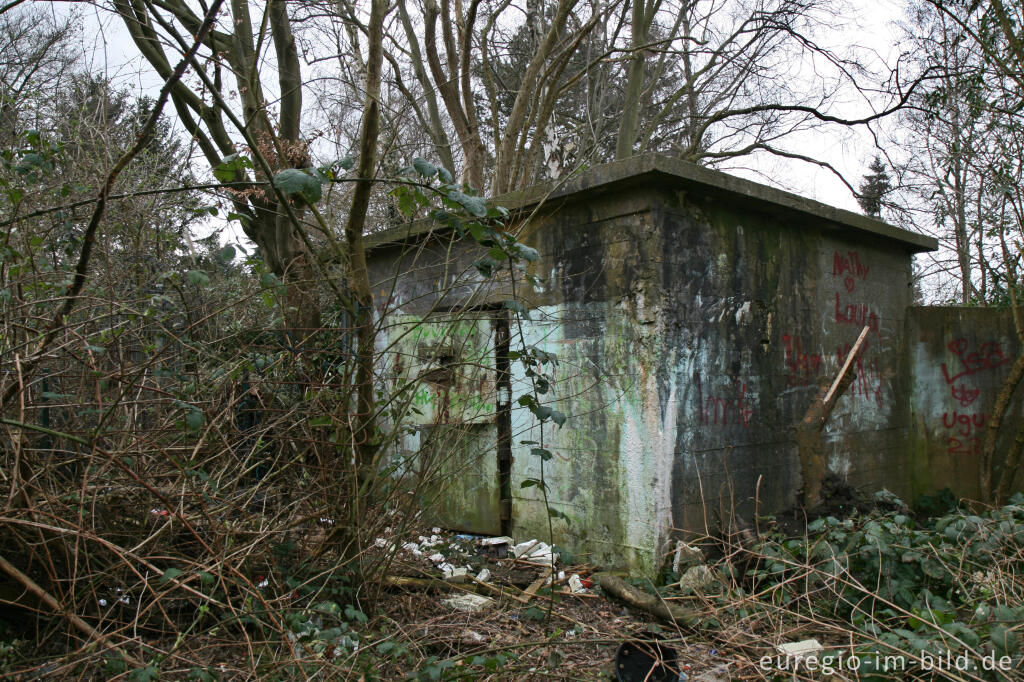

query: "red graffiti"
left=833, top=251, right=870, bottom=293
left=782, top=334, right=822, bottom=386
left=834, top=292, right=880, bottom=335
left=941, top=409, right=988, bottom=456
left=942, top=411, right=987, bottom=437
left=947, top=437, right=982, bottom=456
left=835, top=343, right=883, bottom=406
left=941, top=339, right=1011, bottom=385
left=698, top=378, right=754, bottom=428
left=951, top=383, right=980, bottom=407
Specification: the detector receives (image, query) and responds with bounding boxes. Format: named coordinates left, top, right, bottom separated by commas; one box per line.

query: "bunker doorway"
left=390, top=309, right=512, bottom=536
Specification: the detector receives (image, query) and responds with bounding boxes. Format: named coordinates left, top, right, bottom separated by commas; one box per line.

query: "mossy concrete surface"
left=364, top=155, right=1024, bottom=578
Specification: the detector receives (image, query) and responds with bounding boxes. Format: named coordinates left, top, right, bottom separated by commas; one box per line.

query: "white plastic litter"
left=462, top=629, right=486, bottom=643
left=776, top=639, right=823, bottom=660
left=402, top=542, right=422, bottom=556
left=513, top=539, right=556, bottom=564
left=442, top=593, right=493, bottom=613
left=475, top=568, right=491, bottom=582
left=672, top=541, right=704, bottom=573
left=443, top=566, right=469, bottom=582
left=480, top=536, right=514, bottom=546
left=428, top=553, right=445, bottom=563
left=567, top=574, right=586, bottom=593
left=419, top=534, right=443, bottom=548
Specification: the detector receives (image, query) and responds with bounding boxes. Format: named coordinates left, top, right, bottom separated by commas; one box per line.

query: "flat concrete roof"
left=369, top=153, right=938, bottom=253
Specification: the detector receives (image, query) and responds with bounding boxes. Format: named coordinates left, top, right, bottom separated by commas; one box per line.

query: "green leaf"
left=993, top=605, right=1020, bottom=622
left=549, top=410, right=567, bottom=426
left=186, top=410, right=204, bottom=431
left=226, top=211, right=251, bottom=226
left=273, top=168, right=322, bottom=203
left=991, top=624, right=1019, bottom=655
left=473, top=255, right=500, bottom=278
left=187, top=269, right=211, bottom=287
left=531, top=447, right=553, bottom=461
left=199, top=572, right=215, bottom=586
left=129, top=665, right=160, bottom=682
left=941, top=622, right=980, bottom=648
left=513, top=243, right=540, bottom=262
left=318, top=157, right=353, bottom=178
left=105, top=657, right=129, bottom=675
left=449, top=190, right=487, bottom=217
left=393, top=186, right=418, bottom=216
left=187, top=668, right=216, bottom=682
left=437, top=167, right=453, bottom=183
left=344, top=605, right=368, bottom=622
left=259, top=272, right=279, bottom=288
left=213, top=153, right=251, bottom=183
left=413, top=157, right=437, bottom=178
left=216, top=245, right=235, bottom=264
left=160, top=567, right=183, bottom=584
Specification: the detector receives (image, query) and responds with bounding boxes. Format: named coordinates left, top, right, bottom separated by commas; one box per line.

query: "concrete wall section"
left=906, top=307, right=1024, bottom=500
left=656, top=190, right=917, bottom=544
left=362, top=157, right=1019, bottom=577
left=508, top=194, right=671, bottom=575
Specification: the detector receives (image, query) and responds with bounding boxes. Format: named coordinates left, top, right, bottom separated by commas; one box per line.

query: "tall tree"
left=898, top=3, right=991, bottom=304
left=112, top=0, right=325, bottom=331
left=857, top=155, right=891, bottom=218
left=0, top=6, right=78, bottom=145
left=916, top=0, right=1024, bottom=501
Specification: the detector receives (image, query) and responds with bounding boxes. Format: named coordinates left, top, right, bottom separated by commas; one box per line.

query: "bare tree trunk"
left=981, top=233, right=1024, bottom=502
left=115, top=0, right=321, bottom=333
left=995, top=420, right=1024, bottom=504
left=423, top=0, right=485, bottom=189
left=345, top=0, right=388, bottom=475
left=614, top=0, right=648, bottom=160
left=397, top=0, right=456, bottom=172
left=980, top=355, right=1024, bottom=501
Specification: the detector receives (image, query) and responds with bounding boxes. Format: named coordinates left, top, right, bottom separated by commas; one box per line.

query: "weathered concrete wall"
left=503, top=184, right=920, bottom=574
left=905, top=307, right=1024, bottom=500
left=367, top=155, right=944, bottom=576
left=657, top=190, right=919, bottom=535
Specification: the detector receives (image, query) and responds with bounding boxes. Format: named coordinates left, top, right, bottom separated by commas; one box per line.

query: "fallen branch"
left=376, top=572, right=533, bottom=604
left=0, top=553, right=143, bottom=667
left=593, top=572, right=698, bottom=628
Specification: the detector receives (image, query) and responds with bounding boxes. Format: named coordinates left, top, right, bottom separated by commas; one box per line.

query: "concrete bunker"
left=368, top=153, right=1022, bottom=576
